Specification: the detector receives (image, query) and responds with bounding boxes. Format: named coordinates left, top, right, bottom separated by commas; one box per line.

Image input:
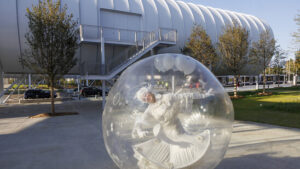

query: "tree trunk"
left=50, top=78, right=55, bottom=114
left=233, top=76, right=237, bottom=97
left=263, top=70, right=266, bottom=94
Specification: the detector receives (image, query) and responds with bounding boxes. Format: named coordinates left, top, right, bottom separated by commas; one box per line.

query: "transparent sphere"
left=103, top=54, right=234, bottom=169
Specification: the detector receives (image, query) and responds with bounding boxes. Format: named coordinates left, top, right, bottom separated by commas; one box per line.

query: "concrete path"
left=216, top=121, right=300, bottom=169
left=0, top=101, right=299, bottom=169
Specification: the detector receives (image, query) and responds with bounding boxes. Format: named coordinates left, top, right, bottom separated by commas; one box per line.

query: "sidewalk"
left=216, top=121, right=300, bottom=169
left=0, top=102, right=299, bottom=169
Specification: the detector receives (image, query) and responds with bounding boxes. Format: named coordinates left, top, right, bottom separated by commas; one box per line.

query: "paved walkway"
left=217, top=121, right=300, bottom=169
left=0, top=101, right=299, bottom=169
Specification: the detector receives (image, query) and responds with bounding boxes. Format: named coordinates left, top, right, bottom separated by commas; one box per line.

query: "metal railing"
left=80, top=25, right=177, bottom=44
left=79, top=25, right=177, bottom=78
left=0, top=77, right=24, bottom=104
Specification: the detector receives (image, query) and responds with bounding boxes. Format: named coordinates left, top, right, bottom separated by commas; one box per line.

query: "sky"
left=180, top=0, right=300, bottom=59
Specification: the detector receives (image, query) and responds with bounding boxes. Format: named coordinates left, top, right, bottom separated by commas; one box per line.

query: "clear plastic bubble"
left=103, top=54, right=234, bottom=169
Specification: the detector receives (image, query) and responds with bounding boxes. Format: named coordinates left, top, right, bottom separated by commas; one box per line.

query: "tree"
left=295, top=50, right=300, bottom=75
left=285, top=59, right=297, bottom=83
left=218, top=23, right=250, bottom=97
left=184, top=25, right=218, bottom=71
left=293, top=13, right=300, bottom=45
left=250, top=30, right=276, bottom=94
left=21, top=0, right=79, bottom=114
left=272, top=46, right=286, bottom=87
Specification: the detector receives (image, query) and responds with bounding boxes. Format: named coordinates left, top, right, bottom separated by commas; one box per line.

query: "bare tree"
left=21, top=0, right=79, bottom=114
left=218, top=23, right=250, bottom=97
left=183, top=25, right=218, bottom=71
left=250, top=30, right=276, bottom=94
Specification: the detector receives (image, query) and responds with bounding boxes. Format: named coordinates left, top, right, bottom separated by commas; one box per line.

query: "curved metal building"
left=0, top=0, right=273, bottom=77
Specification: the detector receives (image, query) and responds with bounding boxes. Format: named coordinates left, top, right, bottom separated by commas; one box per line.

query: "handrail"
left=80, top=25, right=177, bottom=44
left=81, top=24, right=150, bottom=34
left=81, top=41, right=161, bottom=80
left=79, top=25, right=177, bottom=80
left=0, top=77, right=24, bottom=104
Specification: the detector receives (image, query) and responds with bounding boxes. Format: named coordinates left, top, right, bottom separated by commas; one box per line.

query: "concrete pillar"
left=101, top=28, right=106, bottom=110
left=0, top=72, right=3, bottom=93
left=293, top=75, right=298, bottom=86
left=256, top=76, right=259, bottom=90
left=76, top=77, right=80, bottom=100
left=28, top=74, right=32, bottom=89
left=102, top=80, right=106, bottom=109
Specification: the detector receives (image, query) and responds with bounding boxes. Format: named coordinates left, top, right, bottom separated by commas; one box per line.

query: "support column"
left=293, top=74, right=297, bottom=86
left=101, top=28, right=106, bottom=110
left=76, top=77, right=80, bottom=100
left=102, top=81, right=106, bottom=109
left=0, top=72, right=3, bottom=94
left=256, top=76, right=259, bottom=90
left=28, top=74, right=32, bottom=89
left=172, top=76, right=175, bottom=94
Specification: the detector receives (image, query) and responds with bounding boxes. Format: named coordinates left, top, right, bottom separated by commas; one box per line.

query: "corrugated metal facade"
left=0, top=0, right=272, bottom=74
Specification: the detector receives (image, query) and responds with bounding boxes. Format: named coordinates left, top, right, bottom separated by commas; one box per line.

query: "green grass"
left=232, top=86, right=300, bottom=128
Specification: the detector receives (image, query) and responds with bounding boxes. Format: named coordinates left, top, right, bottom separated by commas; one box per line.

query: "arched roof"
left=97, top=0, right=272, bottom=45
left=0, top=0, right=274, bottom=74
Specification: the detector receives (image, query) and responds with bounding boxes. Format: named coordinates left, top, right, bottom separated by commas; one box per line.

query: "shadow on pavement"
left=0, top=102, right=300, bottom=169
left=0, top=101, right=118, bottom=169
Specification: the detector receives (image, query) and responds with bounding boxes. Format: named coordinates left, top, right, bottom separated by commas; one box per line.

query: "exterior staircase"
left=0, top=77, right=24, bottom=104
left=79, top=25, right=177, bottom=80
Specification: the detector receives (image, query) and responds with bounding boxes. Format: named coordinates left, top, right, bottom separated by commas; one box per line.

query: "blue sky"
left=181, top=0, right=300, bottom=59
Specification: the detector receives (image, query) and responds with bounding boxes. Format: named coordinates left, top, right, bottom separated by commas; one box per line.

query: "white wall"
left=0, top=0, right=273, bottom=75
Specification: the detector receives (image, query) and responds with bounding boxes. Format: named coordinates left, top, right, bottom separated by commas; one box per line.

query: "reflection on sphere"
left=103, top=54, right=234, bottom=169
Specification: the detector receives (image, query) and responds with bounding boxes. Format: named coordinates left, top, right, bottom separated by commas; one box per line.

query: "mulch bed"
left=29, top=112, right=79, bottom=118
left=230, top=95, right=245, bottom=99
left=257, top=92, right=273, bottom=96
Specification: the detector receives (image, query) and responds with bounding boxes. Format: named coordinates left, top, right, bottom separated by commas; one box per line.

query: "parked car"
left=24, top=89, right=57, bottom=99
left=80, top=87, right=108, bottom=97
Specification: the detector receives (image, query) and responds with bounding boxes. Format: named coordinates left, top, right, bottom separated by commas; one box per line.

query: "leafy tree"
left=272, top=46, right=286, bottom=87
left=285, top=59, right=293, bottom=74
left=218, top=23, right=249, bottom=97
left=21, top=0, right=79, bottom=114
left=293, top=13, right=300, bottom=45
left=295, top=50, right=300, bottom=75
left=285, top=59, right=297, bottom=83
left=295, top=51, right=300, bottom=86
left=184, top=25, right=218, bottom=71
left=250, top=30, right=276, bottom=94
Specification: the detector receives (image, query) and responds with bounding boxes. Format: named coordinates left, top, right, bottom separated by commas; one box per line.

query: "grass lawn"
left=230, top=86, right=300, bottom=128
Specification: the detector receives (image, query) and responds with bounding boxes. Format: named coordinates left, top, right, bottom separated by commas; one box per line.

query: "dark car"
left=24, top=89, right=57, bottom=99
left=80, top=87, right=108, bottom=97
